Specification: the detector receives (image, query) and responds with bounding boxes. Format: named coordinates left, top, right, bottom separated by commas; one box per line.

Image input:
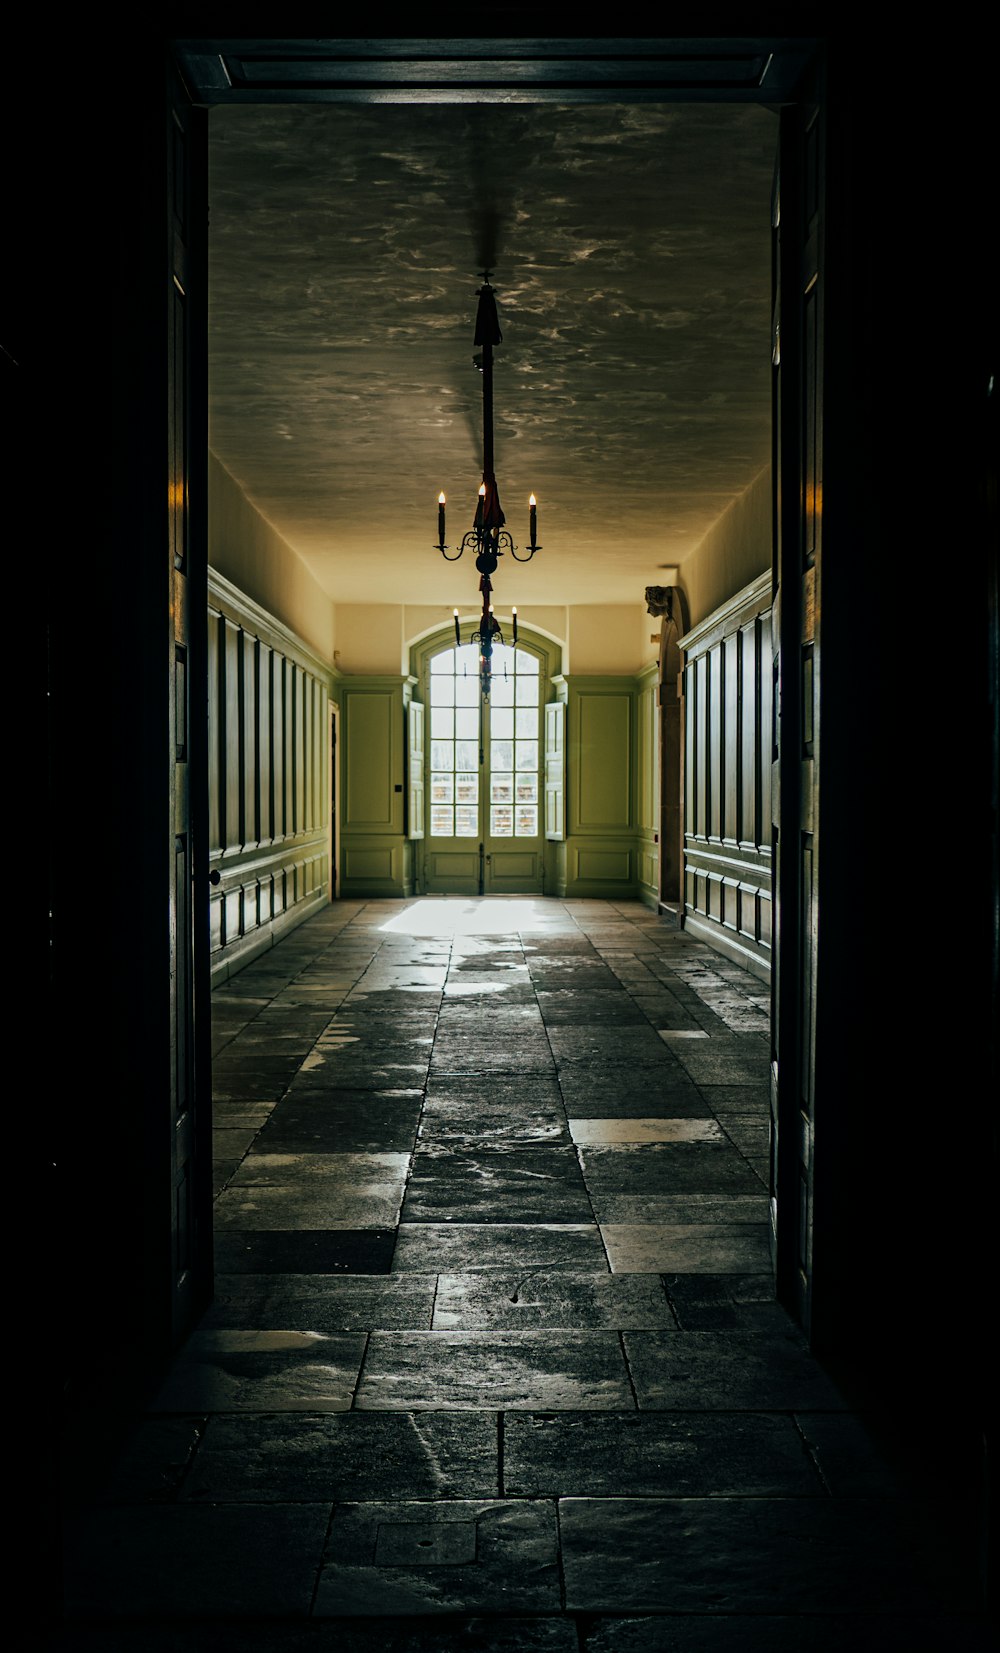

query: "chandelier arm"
left=439, top=545, right=465, bottom=561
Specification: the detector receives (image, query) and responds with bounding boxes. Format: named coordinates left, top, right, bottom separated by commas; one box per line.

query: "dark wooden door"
left=167, top=66, right=213, bottom=1344
left=771, top=72, right=824, bottom=1336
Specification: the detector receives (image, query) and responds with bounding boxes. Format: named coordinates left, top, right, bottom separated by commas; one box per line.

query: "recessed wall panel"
left=576, top=694, right=631, bottom=831
left=346, top=692, right=395, bottom=826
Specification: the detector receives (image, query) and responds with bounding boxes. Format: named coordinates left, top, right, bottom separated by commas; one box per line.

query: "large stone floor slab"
left=230, top=1151, right=411, bottom=1186
left=214, top=1153, right=408, bottom=1228
left=569, top=1118, right=723, bottom=1143
left=590, top=1193, right=769, bottom=1225
left=418, top=1106, right=572, bottom=1147
left=579, top=1143, right=764, bottom=1195
left=559, top=1497, right=980, bottom=1614
left=432, top=1271, right=673, bottom=1330
left=503, top=1412, right=821, bottom=1496
left=149, top=1329, right=367, bottom=1412
left=392, top=1224, right=609, bottom=1273
left=548, top=1026, right=677, bottom=1068
left=623, top=1329, right=850, bottom=1409
left=313, top=1500, right=561, bottom=1616
left=601, top=1223, right=773, bottom=1273
left=202, top=1273, right=436, bottom=1331
left=355, top=1331, right=634, bottom=1409
left=557, top=1068, right=707, bottom=1116
left=665, top=1037, right=770, bottom=1085
left=182, top=1412, right=498, bottom=1501
left=534, top=990, right=648, bottom=1025
left=402, top=1148, right=593, bottom=1223
left=255, top=1092, right=423, bottom=1152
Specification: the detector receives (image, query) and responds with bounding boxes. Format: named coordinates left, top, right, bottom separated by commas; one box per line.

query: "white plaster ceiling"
left=207, top=99, right=777, bottom=609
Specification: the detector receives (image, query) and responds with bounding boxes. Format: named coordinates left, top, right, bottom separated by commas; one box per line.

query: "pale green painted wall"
left=678, top=466, right=772, bottom=630
left=567, top=606, right=660, bottom=675
left=209, top=452, right=337, bottom=663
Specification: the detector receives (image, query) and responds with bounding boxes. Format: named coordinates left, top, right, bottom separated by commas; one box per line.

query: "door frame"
left=163, top=32, right=819, bottom=1355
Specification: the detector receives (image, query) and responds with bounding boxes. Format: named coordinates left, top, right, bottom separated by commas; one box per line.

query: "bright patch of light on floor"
left=379, top=898, right=557, bottom=936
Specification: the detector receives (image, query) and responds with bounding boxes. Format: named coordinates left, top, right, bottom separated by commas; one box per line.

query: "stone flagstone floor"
left=55, top=898, right=991, bottom=1650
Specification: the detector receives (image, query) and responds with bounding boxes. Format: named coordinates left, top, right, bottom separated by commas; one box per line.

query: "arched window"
left=412, top=628, right=559, bottom=894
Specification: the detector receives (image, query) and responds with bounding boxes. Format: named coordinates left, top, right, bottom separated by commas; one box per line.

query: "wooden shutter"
left=407, top=699, right=425, bottom=839
left=544, top=700, right=565, bottom=841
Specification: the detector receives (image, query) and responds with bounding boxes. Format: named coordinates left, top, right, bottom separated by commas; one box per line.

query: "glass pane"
left=455, top=707, right=479, bottom=740
left=515, top=776, right=538, bottom=802
left=456, top=643, right=479, bottom=674
left=430, top=707, right=454, bottom=739
left=455, top=805, right=478, bottom=836
left=430, top=676, right=455, bottom=706
left=516, top=675, right=539, bottom=706
left=491, top=707, right=514, bottom=740
left=515, top=741, right=538, bottom=771
left=431, top=648, right=455, bottom=674
left=492, top=739, right=513, bottom=771
left=430, top=772, right=454, bottom=803
left=455, top=772, right=478, bottom=804
left=431, top=740, right=454, bottom=771
left=491, top=773, right=514, bottom=804
left=516, top=650, right=539, bottom=675
left=455, top=739, right=479, bottom=770
left=430, top=805, right=453, bottom=836
left=490, top=675, right=514, bottom=707
left=515, top=805, right=538, bottom=836
left=514, top=707, right=535, bottom=738
left=491, top=805, right=513, bottom=836
left=455, top=675, right=479, bottom=707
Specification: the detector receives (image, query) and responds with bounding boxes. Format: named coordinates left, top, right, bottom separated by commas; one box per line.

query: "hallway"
left=57, top=898, right=989, bottom=1649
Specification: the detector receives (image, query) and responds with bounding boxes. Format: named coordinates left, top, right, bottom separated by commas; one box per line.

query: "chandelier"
left=435, top=274, right=539, bottom=698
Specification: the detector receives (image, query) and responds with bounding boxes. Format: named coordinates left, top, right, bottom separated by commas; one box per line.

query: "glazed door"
left=423, top=641, right=545, bottom=894
left=482, top=643, right=543, bottom=892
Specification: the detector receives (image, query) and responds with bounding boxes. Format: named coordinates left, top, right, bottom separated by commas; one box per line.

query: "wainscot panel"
left=565, top=841, right=636, bottom=897
left=339, top=837, right=409, bottom=898
left=678, top=573, right=773, bottom=981
left=208, top=571, right=337, bottom=982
